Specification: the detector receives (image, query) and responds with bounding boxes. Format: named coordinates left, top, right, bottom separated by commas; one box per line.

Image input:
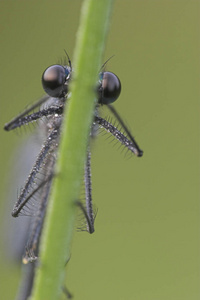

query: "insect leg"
left=94, top=115, right=142, bottom=157
left=84, top=148, right=95, bottom=233
left=23, top=169, right=54, bottom=263
left=107, top=104, right=143, bottom=156
left=4, top=106, right=63, bottom=131
left=12, top=128, right=59, bottom=217
left=4, top=95, right=50, bottom=131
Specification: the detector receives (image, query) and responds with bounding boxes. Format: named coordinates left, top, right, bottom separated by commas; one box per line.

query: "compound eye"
left=42, top=65, right=70, bottom=98
left=98, top=71, right=121, bottom=105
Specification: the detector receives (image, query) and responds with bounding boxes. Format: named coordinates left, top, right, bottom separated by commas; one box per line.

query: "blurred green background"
left=0, top=1, right=199, bottom=299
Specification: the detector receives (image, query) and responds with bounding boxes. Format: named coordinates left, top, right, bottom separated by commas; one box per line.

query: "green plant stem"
left=31, top=0, right=113, bottom=299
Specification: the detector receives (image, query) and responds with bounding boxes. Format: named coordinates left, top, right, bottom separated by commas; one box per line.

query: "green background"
left=0, top=1, right=199, bottom=299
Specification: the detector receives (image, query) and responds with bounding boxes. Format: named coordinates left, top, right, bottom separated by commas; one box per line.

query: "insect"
left=4, top=54, right=143, bottom=280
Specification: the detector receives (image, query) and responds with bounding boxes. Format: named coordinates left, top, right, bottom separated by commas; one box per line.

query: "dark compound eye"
left=42, top=64, right=71, bottom=98
left=98, top=71, right=121, bottom=105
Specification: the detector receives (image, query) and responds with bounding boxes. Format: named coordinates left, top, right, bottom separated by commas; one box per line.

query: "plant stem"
left=31, top=0, right=114, bottom=299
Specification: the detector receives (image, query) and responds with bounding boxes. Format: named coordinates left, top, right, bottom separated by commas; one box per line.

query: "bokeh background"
left=0, top=1, right=199, bottom=299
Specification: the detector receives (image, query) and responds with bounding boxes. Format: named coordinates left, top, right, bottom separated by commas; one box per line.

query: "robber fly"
left=4, top=54, right=143, bottom=268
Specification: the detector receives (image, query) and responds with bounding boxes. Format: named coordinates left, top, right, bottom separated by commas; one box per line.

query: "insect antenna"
left=64, top=49, right=72, bottom=69
left=100, top=55, right=115, bottom=71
